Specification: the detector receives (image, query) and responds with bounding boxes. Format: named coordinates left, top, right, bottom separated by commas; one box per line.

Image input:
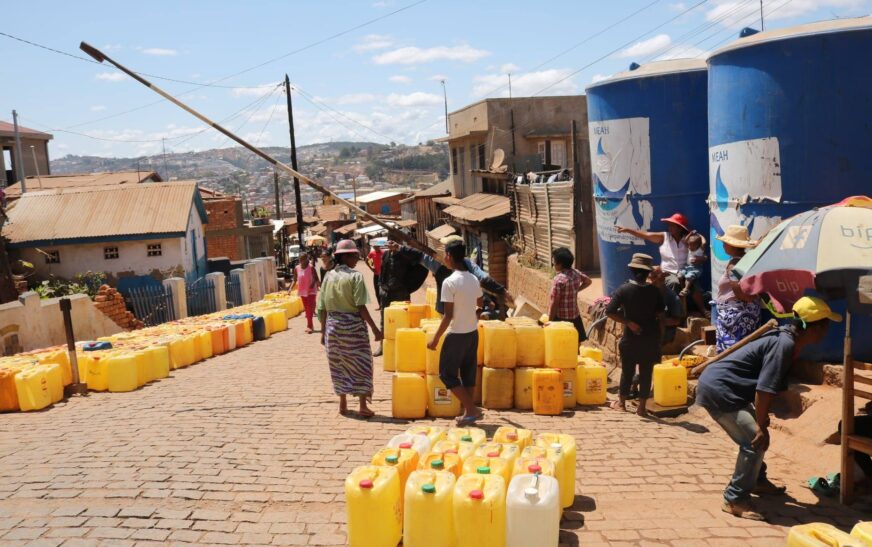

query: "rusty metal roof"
left=414, top=179, right=453, bottom=198
left=315, top=204, right=351, bottom=223
left=5, top=182, right=206, bottom=247
left=5, top=170, right=163, bottom=199
left=443, top=192, right=511, bottom=223
left=0, top=121, right=53, bottom=140
left=426, top=223, right=457, bottom=239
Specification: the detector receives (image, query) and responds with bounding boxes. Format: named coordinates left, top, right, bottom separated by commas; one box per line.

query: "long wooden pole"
left=690, top=319, right=777, bottom=378
left=285, top=75, right=305, bottom=251
left=79, top=42, right=433, bottom=257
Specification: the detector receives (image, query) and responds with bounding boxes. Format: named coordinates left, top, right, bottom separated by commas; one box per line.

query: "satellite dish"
left=490, top=148, right=507, bottom=173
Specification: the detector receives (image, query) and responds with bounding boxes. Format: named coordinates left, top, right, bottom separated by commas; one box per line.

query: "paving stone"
left=129, top=528, right=171, bottom=541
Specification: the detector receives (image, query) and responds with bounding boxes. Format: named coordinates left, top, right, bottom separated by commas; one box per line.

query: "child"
left=427, top=240, right=483, bottom=425
left=679, top=232, right=707, bottom=298
left=605, top=253, right=664, bottom=417
left=548, top=247, right=593, bottom=341
left=289, top=252, right=320, bottom=333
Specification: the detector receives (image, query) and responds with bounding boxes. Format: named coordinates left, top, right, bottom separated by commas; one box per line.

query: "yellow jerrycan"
left=383, top=338, right=396, bottom=372
left=392, top=372, right=427, bottom=419
left=372, top=446, right=420, bottom=501
left=577, top=362, right=608, bottom=405
left=396, top=328, right=427, bottom=373
left=536, top=433, right=577, bottom=509
left=653, top=362, right=688, bottom=407
left=426, top=375, right=461, bottom=418
left=475, top=442, right=521, bottom=470
left=146, top=346, right=171, bottom=380
left=198, top=331, right=214, bottom=360
left=462, top=457, right=512, bottom=485
left=404, top=469, right=457, bottom=547
left=106, top=353, right=138, bottom=392
left=579, top=346, right=603, bottom=361
left=544, top=322, right=579, bottom=368
left=514, top=324, right=545, bottom=367
left=787, top=523, right=860, bottom=547
left=407, top=303, right=428, bottom=329
left=447, top=427, right=486, bottom=446
left=453, top=473, right=506, bottom=547
left=424, top=328, right=444, bottom=375
left=433, top=439, right=477, bottom=463
left=512, top=456, right=557, bottom=480
left=482, top=322, right=517, bottom=368
left=482, top=367, right=514, bottom=409
left=384, top=305, right=410, bottom=339
left=493, top=426, right=532, bottom=449
left=514, top=367, right=536, bottom=410
left=14, top=368, right=52, bottom=411
left=406, top=425, right=446, bottom=446
left=39, top=364, right=64, bottom=403
left=86, top=355, right=108, bottom=391
left=476, top=322, right=485, bottom=366
left=345, top=465, right=402, bottom=547
left=532, top=369, right=563, bottom=415
left=561, top=368, right=576, bottom=409
left=851, top=522, right=872, bottom=545
left=419, top=451, right=463, bottom=478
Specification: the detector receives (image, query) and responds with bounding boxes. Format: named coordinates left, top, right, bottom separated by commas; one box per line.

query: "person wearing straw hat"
left=316, top=239, right=383, bottom=418
left=606, top=253, right=665, bottom=417
left=714, top=225, right=761, bottom=352
left=696, top=296, right=840, bottom=520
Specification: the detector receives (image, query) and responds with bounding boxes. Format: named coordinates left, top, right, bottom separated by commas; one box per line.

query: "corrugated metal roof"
left=587, top=58, right=707, bottom=89
left=443, top=192, right=511, bottom=223
left=426, top=223, right=457, bottom=239
left=5, top=171, right=163, bottom=198
left=432, top=196, right=461, bottom=206
left=0, top=121, right=53, bottom=140
left=414, top=179, right=453, bottom=198
left=355, top=190, right=410, bottom=203
left=712, top=16, right=872, bottom=56
left=5, top=182, right=203, bottom=246
left=315, top=204, right=351, bottom=222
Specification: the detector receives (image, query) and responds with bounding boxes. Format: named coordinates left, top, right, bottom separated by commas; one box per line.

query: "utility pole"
left=161, top=138, right=169, bottom=179
left=441, top=80, right=449, bottom=134
left=11, top=110, right=26, bottom=192
left=760, top=0, right=765, bottom=30
left=285, top=74, right=305, bottom=252
left=29, top=146, right=43, bottom=189
left=508, top=73, right=513, bottom=99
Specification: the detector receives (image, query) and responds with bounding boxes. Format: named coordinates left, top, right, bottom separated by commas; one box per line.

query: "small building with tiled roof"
left=0, top=120, right=53, bottom=187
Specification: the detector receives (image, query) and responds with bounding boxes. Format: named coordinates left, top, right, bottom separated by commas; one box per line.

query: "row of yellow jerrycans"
left=390, top=361, right=609, bottom=419
left=788, top=522, right=872, bottom=546
left=347, top=426, right=576, bottom=547
left=383, top=318, right=585, bottom=373
left=383, top=300, right=438, bottom=340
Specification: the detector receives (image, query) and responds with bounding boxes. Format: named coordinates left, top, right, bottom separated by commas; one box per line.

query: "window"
left=478, top=144, right=486, bottom=171
left=44, top=250, right=60, bottom=264
left=451, top=147, right=458, bottom=175
left=551, top=140, right=566, bottom=168
left=538, top=141, right=548, bottom=166
left=103, top=246, right=119, bottom=260
left=147, top=244, right=162, bottom=257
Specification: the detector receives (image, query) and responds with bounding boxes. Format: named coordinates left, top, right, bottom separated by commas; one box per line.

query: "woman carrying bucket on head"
left=316, top=240, right=383, bottom=418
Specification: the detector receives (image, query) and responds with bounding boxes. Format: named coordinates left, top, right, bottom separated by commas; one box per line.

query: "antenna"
left=161, top=138, right=169, bottom=179
left=508, top=73, right=512, bottom=99
left=441, top=79, right=448, bottom=134
left=760, top=0, right=764, bottom=30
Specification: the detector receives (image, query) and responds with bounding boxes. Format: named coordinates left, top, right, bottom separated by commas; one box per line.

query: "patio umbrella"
left=732, top=195, right=872, bottom=504
left=306, top=235, right=327, bottom=246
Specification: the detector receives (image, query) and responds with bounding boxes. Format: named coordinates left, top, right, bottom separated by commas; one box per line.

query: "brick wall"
left=205, top=198, right=243, bottom=260
left=93, top=285, right=144, bottom=330
left=207, top=235, right=241, bottom=261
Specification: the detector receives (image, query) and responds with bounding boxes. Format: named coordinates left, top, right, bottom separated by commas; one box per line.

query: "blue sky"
left=3, top=0, right=870, bottom=158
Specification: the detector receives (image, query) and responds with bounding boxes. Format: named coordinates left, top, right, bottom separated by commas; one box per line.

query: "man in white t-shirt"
left=427, top=240, right=483, bottom=425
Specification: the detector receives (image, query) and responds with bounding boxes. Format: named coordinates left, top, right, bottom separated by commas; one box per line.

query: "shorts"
left=679, top=265, right=702, bottom=283
left=439, top=331, right=479, bottom=390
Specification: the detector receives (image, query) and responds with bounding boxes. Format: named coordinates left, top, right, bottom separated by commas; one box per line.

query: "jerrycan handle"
left=808, top=530, right=840, bottom=547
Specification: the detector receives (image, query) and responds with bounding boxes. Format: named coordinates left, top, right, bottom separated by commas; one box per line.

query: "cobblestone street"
left=0, top=283, right=867, bottom=546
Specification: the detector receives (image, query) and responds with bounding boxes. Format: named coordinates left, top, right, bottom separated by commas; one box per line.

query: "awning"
left=333, top=222, right=359, bottom=236
left=426, top=223, right=457, bottom=240
left=443, top=192, right=511, bottom=223
left=433, top=196, right=461, bottom=206
left=357, top=224, right=388, bottom=236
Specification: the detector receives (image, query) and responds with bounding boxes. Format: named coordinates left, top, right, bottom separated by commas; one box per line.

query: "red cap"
left=359, top=479, right=374, bottom=489
left=445, top=449, right=457, bottom=454
left=660, top=213, right=690, bottom=231
left=399, top=442, right=412, bottom=449
left=528, top=464, right=542, bottom=474
left=507, top=432, right=518, bottom=440
left=469, top=489, right=484, bottom=500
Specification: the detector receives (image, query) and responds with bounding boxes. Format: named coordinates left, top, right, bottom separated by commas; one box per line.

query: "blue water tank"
left=586, top=59, right=709, bottom=296
left=708, top=18, right=872, bottom=362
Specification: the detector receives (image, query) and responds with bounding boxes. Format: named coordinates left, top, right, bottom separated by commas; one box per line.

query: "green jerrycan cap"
left=422, top=483, right=436, bottom=494
left=476, top=466, right=491, bottom=474
left=461, top=435, right=473, bottom=442
left=385, top=455, right=399, bottom=464
left=430, top=459, right=444, bottom=469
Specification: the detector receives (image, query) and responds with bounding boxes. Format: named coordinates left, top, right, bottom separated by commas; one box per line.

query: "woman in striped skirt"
left=316, top=239, right=383, bottom=417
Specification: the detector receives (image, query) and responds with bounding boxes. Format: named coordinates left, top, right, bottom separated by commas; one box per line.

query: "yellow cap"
left=792, top=296, right=843, bottom=324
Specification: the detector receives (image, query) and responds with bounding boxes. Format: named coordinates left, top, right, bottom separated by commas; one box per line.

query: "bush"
left=33, top=271, right=107, bottom=299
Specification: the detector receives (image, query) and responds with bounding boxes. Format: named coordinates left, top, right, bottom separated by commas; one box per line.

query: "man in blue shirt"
left=696, top=296, right=840, bottom=521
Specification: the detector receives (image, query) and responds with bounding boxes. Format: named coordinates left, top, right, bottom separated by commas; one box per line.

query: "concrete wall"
left=0, top=292, right=122, bottom=354
left=17, top=237, right=186, bottom=282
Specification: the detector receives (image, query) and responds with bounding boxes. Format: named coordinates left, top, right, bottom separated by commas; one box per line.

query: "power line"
left=293, top=85, right=399, bottom=143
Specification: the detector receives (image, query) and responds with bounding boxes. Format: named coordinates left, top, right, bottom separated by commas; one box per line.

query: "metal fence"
left=225, top=276, right=243, bottom=309
left=186, top=277, right=217, bottom=317
left=127, top=285, right=176, bottom=327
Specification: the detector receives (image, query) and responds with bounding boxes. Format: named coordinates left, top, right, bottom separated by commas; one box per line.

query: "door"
left=551, top=140, right=566, bottom=168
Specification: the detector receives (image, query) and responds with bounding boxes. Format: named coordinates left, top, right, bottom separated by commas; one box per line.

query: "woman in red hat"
left=617, top=212, right=692, bottom=298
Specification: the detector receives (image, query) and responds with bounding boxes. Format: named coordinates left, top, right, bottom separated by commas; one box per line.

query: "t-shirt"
left=695, top=327, right=796, bottom=412
left=605, top=280, right=664, bottom=341
left=315, top=265, right=368, bottom=315
left=441, top=270, right=482, bottom=334
left=367, top=249, right=383, bottom=275
left=659, top=232, right=689, bottom=274
left=294, top=264, right=317, bottom=297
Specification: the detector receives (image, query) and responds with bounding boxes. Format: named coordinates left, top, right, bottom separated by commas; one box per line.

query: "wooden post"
left=841, top=311, right=855, bottom=504
left=544, top=184, right=553, bottom=252
left=573, top=119, right=595, bottom=270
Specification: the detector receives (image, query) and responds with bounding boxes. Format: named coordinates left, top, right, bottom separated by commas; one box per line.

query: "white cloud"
left=353, top=34, right=394, bottom=52
left=102, top=43, right=122, bottom=52
left=231, top=83, right=279, bottom=98
left=499, top=63, right=520, bottom=73
left=656, top=44, right=708, bottom=60
left=670, top=2, right=688, bottom=10
left=429, top=74, right=449, bottom=81
left=472, top=68, right=579, bottom=98
left=618, top=34, right=672, bottom=59
left=386, top=92, right=443, bottom=107
left=706, top=0, right=865, bottom=27
left=372, top=1, right=388, bottom=7
left=591, top=74, right=611, bottom=84
left=389, top=75, right=412, bottom=84
left=335, top=93, right=378, bottom=105
left=373, top=45, right=491, bottom=65
left=95, top=72, right=129, bottom=82
left=90, top=105, right=107, bottom=112
left=140, top=47, right=178, bottom=56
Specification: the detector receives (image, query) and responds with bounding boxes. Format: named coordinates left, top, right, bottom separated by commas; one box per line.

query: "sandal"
left=456, top=413, right=483, bottom=426
left=357, top=409, right=375, bottom=419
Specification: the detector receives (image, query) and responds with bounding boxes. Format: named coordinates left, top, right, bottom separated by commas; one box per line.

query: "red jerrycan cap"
left=487, top=451, right=500, bottom=458
left=506, top=432, right=518, bottom=440
left=359, top=479, right=374, bottom=489
left=445, top=449, right=458, bottom=454
left=399, top=442, right=413, bottom=449
left=469, top=489, right=484, bottom=500
left=528, top=464, right=542, bottom=474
